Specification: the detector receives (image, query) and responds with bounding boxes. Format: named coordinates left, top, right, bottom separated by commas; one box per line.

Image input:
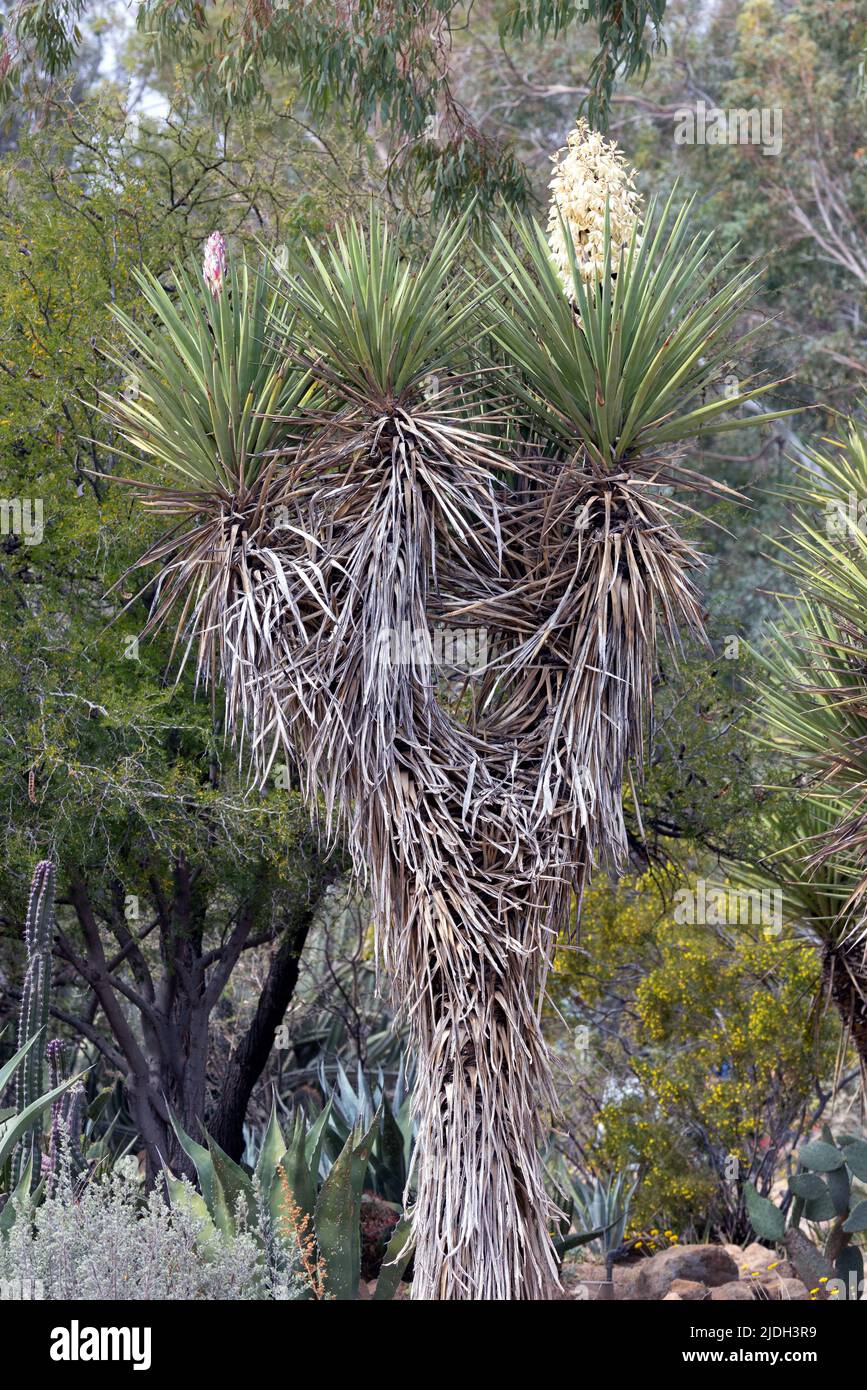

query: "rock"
left=668, top=1278, right=710, bottom=1301
left=611, top=1261, right=640, bottom=1292
left=663, top=1291, right=683, bottom=1300
left=566, top=1260, right=606, bottom=1282
left=733, top=1241, right=791, bottom=1280
left=631, top=1244, right=739, bottom=1300
left=711, top=1281, right=756, bottom=1301
left=770, top=1278, right=810, bottom=1302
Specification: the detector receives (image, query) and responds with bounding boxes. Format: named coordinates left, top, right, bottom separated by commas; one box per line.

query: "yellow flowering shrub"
left=550, top=871, right=839, bottom=1239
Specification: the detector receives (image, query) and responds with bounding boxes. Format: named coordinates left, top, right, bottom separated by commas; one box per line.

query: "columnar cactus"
left=14, top=860, right=56, bottom=1184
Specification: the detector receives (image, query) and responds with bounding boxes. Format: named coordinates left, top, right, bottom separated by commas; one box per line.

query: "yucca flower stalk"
left=202, top=231, right=228, bottom=298
left=104, top=136, right=785, bottom=1297
left=547, top=119, right=642, bottom=298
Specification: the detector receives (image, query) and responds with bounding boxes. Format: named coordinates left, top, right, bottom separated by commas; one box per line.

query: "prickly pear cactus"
left=745, top=1125, right=867, bottom=1299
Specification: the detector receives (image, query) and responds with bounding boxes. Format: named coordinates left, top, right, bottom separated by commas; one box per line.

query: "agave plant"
left=103, top=124, right=783, bottom=1298
left=550, top=1157, right=639, bottom=1258
left=750, top=419, right=867, bottom=1073
left=311, top=1056, right=413, bottom=1204
left=168, top=1102, right=411, bottom=1300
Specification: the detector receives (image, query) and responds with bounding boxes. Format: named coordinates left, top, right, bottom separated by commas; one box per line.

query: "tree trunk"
left=822, top=939, right=867, bottom=1070
left=207, top=880, right=331, bottom=1159
left=408, top=944, right=561, bottom=1300
left=59, top=855, right=331, bottom=1185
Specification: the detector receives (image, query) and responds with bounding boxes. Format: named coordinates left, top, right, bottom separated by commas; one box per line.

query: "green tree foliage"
left=0, top=0, right=672, bottom=214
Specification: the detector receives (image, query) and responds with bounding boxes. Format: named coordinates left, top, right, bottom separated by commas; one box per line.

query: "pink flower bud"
left=203, top=231, right=227, bottom=298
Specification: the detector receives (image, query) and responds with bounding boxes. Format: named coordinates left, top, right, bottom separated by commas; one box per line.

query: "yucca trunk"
left=407, top=926, right=559, bottom=1299
left=276, top=420, right=564, bottom=1297
left=822, top=939, right=867, bottom=1074
left=268, top=427, right=702, bottom=1297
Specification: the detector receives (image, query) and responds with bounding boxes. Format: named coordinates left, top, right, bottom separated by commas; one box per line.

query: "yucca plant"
left=751, top=419, right=867, bottom=1074
left=102, top=245, right=317, bottom=770
left=473, top=188, right=784, bottom=879
left=103, top=124, right=783, bottom=1299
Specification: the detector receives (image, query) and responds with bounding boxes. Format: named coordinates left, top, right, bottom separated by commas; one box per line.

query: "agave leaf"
left=0, top=1030, right=43, bottom=1096
left=553, top=1225, right=610, bottom=1257
left=167, top=1109, right=236, bottom=1234
left=0, top=1072, right=84, bottom=1171
left=371, top=1216, right=414, bottom=1300
left=314, top=1109, right=380, bottom=1301
left=0, top=1156, right=35, bottom=1234
left=207, top=1134, right=256, bottom=1230
left=253, top=1101, right=286, bottom=1197
left=275, top=1111, right=318, bottom=1229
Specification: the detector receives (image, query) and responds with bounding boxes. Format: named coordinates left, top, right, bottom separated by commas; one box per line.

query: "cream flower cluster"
left=203, top=231, right=227, bottom=299
left=547, top=120, right=643, bottom=300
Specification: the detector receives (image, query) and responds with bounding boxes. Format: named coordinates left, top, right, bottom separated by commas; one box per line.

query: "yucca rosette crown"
left=547, top=119, right=643, bottom=299
left=202, top=231, right=227, bottom=298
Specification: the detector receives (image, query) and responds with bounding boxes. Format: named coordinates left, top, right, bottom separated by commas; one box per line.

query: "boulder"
left=769, top=1278, right=810, bottom=1302
left=732, top=1241, right=791, bottom=1280
left=631, top=1244, right=739, bottom=1300
left=611, top=1261, right=641, bottom=1294
left=667, top=1278, right=710, bottom=1301
left=711, top=1280, right=756, bottom=1301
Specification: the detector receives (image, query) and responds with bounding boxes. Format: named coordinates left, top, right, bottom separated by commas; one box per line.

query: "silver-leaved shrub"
left=0, top=1164, right=310, bottom=1300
